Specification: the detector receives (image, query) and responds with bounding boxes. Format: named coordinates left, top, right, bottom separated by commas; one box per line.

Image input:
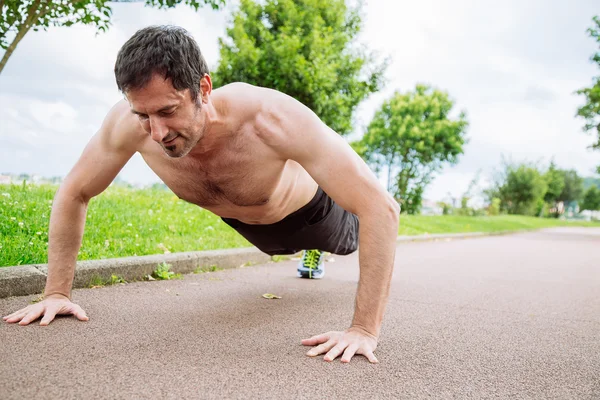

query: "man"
left=3, top=25, right=400, bottom=364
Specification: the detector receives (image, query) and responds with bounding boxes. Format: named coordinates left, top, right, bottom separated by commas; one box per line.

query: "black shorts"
left=221, top=187, right=359, bottom=256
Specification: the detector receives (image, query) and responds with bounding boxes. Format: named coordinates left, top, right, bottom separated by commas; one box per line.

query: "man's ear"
left=199, top=74, right=212, bottom=103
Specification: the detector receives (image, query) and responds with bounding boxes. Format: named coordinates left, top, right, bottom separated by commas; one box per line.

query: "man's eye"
left=138, top=114, right=149, bottom=120
left=161, top=110, right=175, bottom=117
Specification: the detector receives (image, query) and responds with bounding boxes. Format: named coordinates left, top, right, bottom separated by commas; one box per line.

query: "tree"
left=543, top=160, right=565, bottom=203
left=486, top=160, right=548, bottom=216
left=581, top=185, right=600, bottom=211
left=557, top=169, right=584, bottom=205
left=0, top=0, right=226, bottom=75
left=500, top=164, right=548, bottom=216
left=576, top=16, right=600, bottom=164
left=543, top=160, right=565, bottom=217
left=213, top=0, right=386, bottom=136
left=355, top=84, right=468, bottom=214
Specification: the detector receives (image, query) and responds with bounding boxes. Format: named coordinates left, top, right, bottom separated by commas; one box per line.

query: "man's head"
left=114, top=25, right=211, bottom=158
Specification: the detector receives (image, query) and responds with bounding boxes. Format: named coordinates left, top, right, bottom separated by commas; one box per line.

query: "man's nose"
left=149, top=117, right=169, bottom=142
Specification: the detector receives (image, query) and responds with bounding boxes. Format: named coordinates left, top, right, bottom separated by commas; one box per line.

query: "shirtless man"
left=3, top=25, right=400, bottom=364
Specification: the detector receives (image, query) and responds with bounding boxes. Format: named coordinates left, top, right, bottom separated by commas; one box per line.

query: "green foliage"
left=487, top=159, right=587, bottom=217
left=576, top=15, right=600, bottom=153
left=88, top=275, right=107, bottom=288
left=437, top=202, right=452, bottom=215
left=1, top=0, right=113, bottom=52
left=213, top=0, right=387, bottom=136
left=88, top=273, right=126, bottom=288
left=143, top=0, right=225, bottom=9
left=487, top=198, right=501, bottom=216
left=487, top=161, right=548, bottom=216
left=581, top=186, right=600, bottom=211
left=543, top=161, right=565, bottom=203
left=396, top=214, right=597, bottom=236
left=3, top=183, right=596, bottom=269
left=557, top=169, right=584, bottom=204
left=543, top=160, right=566, bottom=217
left=193, top=265, right=223, bottom=273
left=0, top=183, right=252, bottom=267
left=110, top=274, right=127, bottom=284
left=355, top=84, right=468, bottom=214
left=0, top=0, right=226, bottom=73
left=152, top=262, right=182, bottom=280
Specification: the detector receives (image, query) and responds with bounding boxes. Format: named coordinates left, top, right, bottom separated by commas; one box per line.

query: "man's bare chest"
left=140, top=144, right=286, bottom=208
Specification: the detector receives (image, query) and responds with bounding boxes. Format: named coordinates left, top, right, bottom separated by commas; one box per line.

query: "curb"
left=0, top=230, right=526, bottom=299
left=0, top=247, right=271, bottom=299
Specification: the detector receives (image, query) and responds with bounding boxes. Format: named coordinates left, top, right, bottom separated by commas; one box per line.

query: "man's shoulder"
left=99, top=99, right=146, bottom=151
left=216, top=82, right=288, bottom=105
left=214, top=82, right=312, bottom=139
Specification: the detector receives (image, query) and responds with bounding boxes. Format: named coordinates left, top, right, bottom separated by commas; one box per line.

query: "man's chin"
left=163, top=145, right=191, bottom=158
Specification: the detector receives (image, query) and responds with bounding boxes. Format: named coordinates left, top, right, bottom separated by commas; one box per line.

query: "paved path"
left=1, top=228, right=599, bottom=399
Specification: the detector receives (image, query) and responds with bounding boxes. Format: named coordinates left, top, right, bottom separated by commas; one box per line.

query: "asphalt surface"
left=1, top=227, right=599, bottom=399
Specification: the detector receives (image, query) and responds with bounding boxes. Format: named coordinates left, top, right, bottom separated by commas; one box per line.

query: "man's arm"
left=256, top=89, right=400, bottom=362
left=3, top=102, right=140, bottom=326
left=45, top=103, right=139, bottom=299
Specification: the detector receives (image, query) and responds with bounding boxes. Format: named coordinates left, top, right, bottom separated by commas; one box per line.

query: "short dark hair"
left=114, top=25, right=209, bottom=100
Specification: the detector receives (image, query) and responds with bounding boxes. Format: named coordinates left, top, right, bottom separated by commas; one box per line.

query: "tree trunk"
left=0, top=0, right=41, bottom=75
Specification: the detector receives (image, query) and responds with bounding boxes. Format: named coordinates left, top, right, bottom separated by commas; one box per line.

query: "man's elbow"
left=382, top=192, right=400, bottom=219
left=387, top=197, right=401, bottom=227
left=356, top=191, right=400, bottom=223
left=366, top=193, right=400, bottom=225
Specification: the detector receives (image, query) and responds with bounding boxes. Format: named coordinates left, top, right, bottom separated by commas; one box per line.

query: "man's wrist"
left=43, top=290, right=70, bottom=300
left=349, top=323, right=379, bottom=339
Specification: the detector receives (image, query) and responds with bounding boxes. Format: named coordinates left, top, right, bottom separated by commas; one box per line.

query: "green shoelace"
left=303, top=250, right=323, bottom=278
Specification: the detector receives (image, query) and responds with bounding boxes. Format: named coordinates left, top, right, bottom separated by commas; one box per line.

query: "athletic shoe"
left=297, top=249, right=325, bottom=279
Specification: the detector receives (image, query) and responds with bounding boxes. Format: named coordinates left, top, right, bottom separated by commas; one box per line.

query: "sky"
left=0, top=0, right=599, bottom=204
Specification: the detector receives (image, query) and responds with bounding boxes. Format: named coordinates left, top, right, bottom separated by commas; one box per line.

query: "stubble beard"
left=163, top=98, right=204, bottom=158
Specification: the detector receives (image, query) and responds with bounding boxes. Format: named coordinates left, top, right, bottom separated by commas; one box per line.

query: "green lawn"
left=1, top=183, right=597, bottom=267
left=397, top=214, right=597, bottom=236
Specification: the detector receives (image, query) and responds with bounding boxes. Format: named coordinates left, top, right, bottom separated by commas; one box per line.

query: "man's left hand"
left=301, top=326, right=379, bottom=363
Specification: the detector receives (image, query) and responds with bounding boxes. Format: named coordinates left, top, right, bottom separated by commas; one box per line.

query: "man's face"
left=126, top=74, right=205, bottom=158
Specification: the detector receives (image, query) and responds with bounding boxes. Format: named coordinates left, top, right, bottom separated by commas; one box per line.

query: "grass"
left=88, top=274, right=127, bottom=288
left=151, top=262, right=182, bottom=280
left=0, top=183, right=251, bottom=267
left=194, top=265, right=224, bottom=274
left=396, top=214, right=598, bottom=236
left=1, top=183, right=598, bottom=267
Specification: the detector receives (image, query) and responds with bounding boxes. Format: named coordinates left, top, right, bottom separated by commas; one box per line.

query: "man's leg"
left=221, top=187, right=358, bottom=279
left=295, top=188, right=359, bottom=280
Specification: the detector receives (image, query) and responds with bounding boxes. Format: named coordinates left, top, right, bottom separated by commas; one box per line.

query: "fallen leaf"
left=262, top=293, right=282, bottom=299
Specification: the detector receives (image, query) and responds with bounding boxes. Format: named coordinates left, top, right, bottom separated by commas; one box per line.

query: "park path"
left=1, top=227, right=599, bottom=399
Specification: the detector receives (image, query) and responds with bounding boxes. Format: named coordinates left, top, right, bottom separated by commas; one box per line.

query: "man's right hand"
left=2, top=294, right=89, bottom=326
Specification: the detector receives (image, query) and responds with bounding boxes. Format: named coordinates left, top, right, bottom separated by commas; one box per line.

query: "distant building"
left=0, top=175, right=11, bottom=184
left=580, top=210, right=600, bottom=221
